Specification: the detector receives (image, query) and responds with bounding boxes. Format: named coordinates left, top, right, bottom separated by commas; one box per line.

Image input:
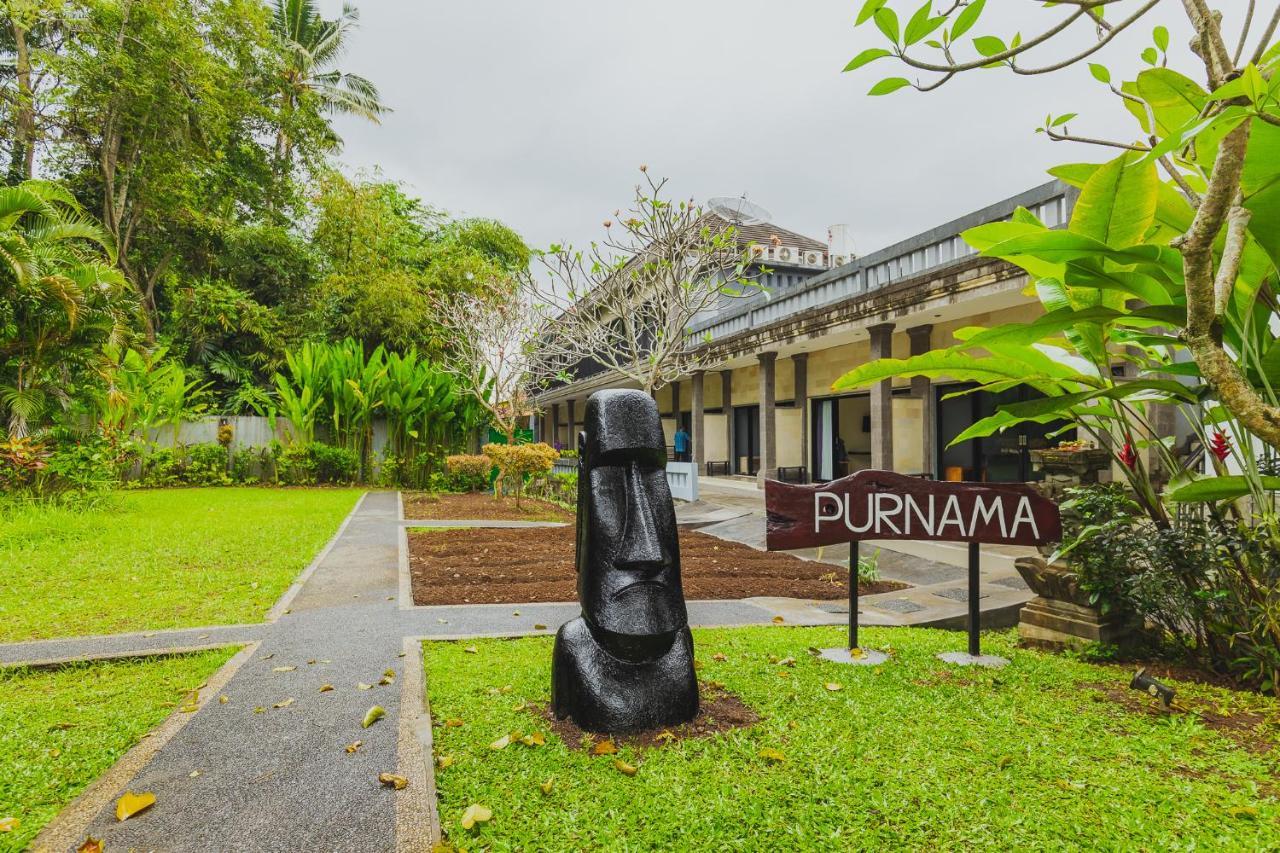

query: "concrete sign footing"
left=819, top=647, right=889, bottom=666
left=936, top=651, right=1009, bottom=668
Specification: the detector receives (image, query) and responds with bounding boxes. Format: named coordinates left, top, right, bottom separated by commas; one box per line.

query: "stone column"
left=551, top=403, right=561, bottom=449
left=869, top=323, right=895, bottom=471
left=691, top=371, right=706, bottom=473
left=792, top=353, right=808, bottom=482
left=907, top=324, right=934, bottom=477
left=758, top=351, right=777, bottom=487
left=669, top=380, right=680, bottom=419
left=566, top=399, right=576, bottom=449
left=721, top=369, right=734, bottom=472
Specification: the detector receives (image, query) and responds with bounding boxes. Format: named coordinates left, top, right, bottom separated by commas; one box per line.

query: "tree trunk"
left=1179, top=119, right=1280, bottom=451
left=8, top=20, right=35, bottom=182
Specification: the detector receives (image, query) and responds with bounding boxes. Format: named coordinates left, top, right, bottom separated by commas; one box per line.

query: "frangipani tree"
left=838, top=0, right=1280, bottom=508
left=531, top=168, right=764, bottom=397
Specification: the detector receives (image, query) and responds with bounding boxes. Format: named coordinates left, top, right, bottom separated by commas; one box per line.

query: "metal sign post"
left=820, top=539, right=888, bottom=666
left=763, top=470, right=1061, bottom=668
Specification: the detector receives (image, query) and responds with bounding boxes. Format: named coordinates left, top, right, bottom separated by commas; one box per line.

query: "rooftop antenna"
left=707, top=195, right=772, bottom=226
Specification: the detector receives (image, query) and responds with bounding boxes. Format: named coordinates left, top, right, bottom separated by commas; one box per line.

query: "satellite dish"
left=707, top=196, right=772, bottom=225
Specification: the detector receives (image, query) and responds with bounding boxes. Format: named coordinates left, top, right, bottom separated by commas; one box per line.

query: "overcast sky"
left=326, top=0, right=1195, bottom=256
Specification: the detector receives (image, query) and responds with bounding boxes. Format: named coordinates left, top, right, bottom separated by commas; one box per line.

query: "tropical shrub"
left=445, top=454, right=491, bottom=492
left=274, top=442, right=358, bottom=485
left=482, top=442, right=558, bottom=507
left=184, top=444, right=232, bottom=486
left=0, top=436, right=49, bottom=493
left=309, top=443, right=360, bottom=484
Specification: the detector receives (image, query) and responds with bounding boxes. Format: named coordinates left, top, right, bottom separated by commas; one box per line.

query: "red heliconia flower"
left=1210, top=430, right=1232, bottom=463
left=1118, top=440, right=1138, bottom=469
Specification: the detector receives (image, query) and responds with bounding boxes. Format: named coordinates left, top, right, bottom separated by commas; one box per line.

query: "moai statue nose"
left=615, top=461, right=663, bottom=572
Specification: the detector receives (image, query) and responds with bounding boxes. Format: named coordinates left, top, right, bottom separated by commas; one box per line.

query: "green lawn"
left=0, top=649, right=236, bottom=852
left=426, top=626, right=1280, bottom=851
left=0, top=488, right=361, bottom=643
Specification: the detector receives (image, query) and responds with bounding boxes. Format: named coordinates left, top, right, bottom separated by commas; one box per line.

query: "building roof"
left=704, top=213, right=827, bottom=253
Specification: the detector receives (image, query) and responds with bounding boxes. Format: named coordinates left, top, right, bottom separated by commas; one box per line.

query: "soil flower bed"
left=425, top=626, right=1280, bottom=850
left=402, top=491, right=572, bottom=523
left=408, top=526, right=906, bottom=605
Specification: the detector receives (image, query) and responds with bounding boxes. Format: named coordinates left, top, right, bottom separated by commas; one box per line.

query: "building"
left=534, top=180, right=1088, bottom=485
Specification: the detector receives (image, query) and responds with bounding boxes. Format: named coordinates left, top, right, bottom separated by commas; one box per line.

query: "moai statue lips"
left=550, top=389, right=699, bottom=733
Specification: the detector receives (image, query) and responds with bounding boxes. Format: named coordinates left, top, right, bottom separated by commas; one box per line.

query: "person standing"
left=673, top=424, right=691, bottom=462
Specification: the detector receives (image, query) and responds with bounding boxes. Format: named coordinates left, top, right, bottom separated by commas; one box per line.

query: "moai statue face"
left=577, top=389, right=687, bottom=659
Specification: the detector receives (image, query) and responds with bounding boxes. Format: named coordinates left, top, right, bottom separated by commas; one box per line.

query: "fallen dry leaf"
left=114, top=791, right=156, bottom=821
left=534, top=623, right=547, bottom=630
left=613, top=758, right=638, bottom=776
left=512, top=610, right=520, bottom=616
left=272, top=666, right=296, bottom=673
left=489, top=735, right=511, bottom=750
left=345, top=741, right=363, bottom=754
left=824, top=682, right=843, bottom=692
left=590, top=739, right=618, bottom=756
left=463, top=645, right=478, bottom=654
left=0, top=817, right=17, bottom=833
left=540, top=778, right=554, bottom=794
left=436, top=755, right=455, bottom=769
left=319, top=684, right=334, bottom=693
left=219, top=695, right=229, bottom=704
left=273, top=698, right=295, bottom=709
left=511, top=701, right=527, bottom=712
left=443, top=718, right=464, bottom=728
left=384, top=668, right=396, bottom=678
left=778, top=657, right=797, bottom=667
left=378, top=675, right=394, bottom=686
left=362, top=706, right=386, bottom=728
left=189, top=770, right=200, bottom=778
left=76, top=838, right=103, bottom=853
left=460, top=803, right=492, bottom=830
left=520, top=732, right=546, bottom=746
left=179, top=703, right=200, bottom=713
left=253, top=706, right=266, bottom=714
left=758, top=748, right=787, bottom=763
left=378, top=772, right=409, bottom=790
left=655, top=730, right=677, bottom=743
left=357, top=682, right=373, bottom=690
left=712, top=653, right=727, bottom=662
left=771, top=616, right=785, bottom=624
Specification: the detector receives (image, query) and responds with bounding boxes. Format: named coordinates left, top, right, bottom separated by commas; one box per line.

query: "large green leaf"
left=1050, top=162, right=1194, bottom=240
left=833, top=351, right=1069, bottom=393
left=1168, top=475, right=1280, bottom=502
left=1131, top=68, right=1207, bottom=137
left=1070, top=153, right=1158, bottom=247
left=1241, top=119, right=1280, bottom=272
left=1063, top=260, right=1175, bottom=306
left=948, top=409, right=1066, bottom=446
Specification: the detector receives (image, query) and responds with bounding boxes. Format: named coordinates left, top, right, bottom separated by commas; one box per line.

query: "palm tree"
left=270, top=0, right=388, bottom=170
left=0, top=180, right=131, bottom=437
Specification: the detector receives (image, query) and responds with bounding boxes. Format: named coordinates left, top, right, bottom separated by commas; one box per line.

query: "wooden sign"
left=765, top=469, right=1061, bottom=551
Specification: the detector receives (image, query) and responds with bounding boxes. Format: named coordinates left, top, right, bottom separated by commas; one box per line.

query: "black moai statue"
left=550, top=389, right=699, bottom=732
